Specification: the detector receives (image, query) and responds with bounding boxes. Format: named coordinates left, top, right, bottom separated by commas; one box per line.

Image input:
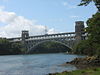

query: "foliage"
left=0, top=38, right=23, bottom=55
left=86, top=12, right=100, bottom=56
left=10, top=42, right=23, bottom=54
left=79, top=0, right=100, bottom=12
left=0, top=38, right=11, bottom=55
left=74, top=40, right=93, bottom=55
left=86, top=12, right=100, bottom=41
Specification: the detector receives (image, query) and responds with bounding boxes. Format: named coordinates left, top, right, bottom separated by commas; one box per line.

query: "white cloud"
left=0, top=11, right=16, bottom=23
left=0, top=6, right=5, bottom=11
left=62, top=2, right=77, bottom=9
left=70, top=16, right=80, bottom=18
left=47, top=28, right=56, bottom=34
left=0, top=6, right=56, bottom=38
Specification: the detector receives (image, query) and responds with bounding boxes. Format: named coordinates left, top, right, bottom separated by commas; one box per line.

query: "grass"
left=53, top=67, right=100, bottom=75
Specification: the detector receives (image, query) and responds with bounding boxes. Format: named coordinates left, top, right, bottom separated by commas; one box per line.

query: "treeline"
left=28, top=41, right=71, bottom=54
left=0, top=38, right=24, bottom=55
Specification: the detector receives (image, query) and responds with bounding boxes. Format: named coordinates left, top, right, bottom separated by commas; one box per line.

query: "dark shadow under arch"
left=28, top=40, right=72, bottom=54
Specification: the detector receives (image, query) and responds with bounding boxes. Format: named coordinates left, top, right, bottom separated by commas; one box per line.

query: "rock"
left=66, top=56, right=100, bottom=66
left=48, top=72, right=59, bottom=75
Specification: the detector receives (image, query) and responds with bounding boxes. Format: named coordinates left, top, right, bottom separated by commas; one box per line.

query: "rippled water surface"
left=0, top=53, right=84, bottom=75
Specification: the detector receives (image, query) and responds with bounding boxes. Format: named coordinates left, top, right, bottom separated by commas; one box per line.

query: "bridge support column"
left=75, top=21, right=85, bottom=44
left=21, top=30, right=29, bottom=52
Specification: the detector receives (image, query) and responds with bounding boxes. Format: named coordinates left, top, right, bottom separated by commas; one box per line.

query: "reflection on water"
left=0, top=53, right=84, bottom=75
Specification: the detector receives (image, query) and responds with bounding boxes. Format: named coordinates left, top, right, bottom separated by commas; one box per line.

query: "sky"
left=0, top=0, right=97, bottom=38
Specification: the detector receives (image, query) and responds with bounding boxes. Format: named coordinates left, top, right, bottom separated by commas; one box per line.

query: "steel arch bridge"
left=7, top=21, right=87, bottom=53
left=25, top=32, right=75, bottom=53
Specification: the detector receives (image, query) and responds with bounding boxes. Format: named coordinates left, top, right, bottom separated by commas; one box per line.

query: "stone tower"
left=21, top=30, right=29, bottom=51
left=22, top=30, right=29, bottom=41
left=75, top=21, right=85, bottom=43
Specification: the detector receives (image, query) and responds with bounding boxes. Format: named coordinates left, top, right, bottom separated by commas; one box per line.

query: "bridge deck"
left=8, top=32, right=76, bottom=42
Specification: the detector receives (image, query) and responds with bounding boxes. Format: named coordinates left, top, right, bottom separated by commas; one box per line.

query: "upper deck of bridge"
left=7, top=32, right=76, bottom=42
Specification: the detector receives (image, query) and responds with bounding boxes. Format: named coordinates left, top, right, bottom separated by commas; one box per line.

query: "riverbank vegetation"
left=49, top=67, right=100, bottom=75
left=0, top=38, right=23, bottom=55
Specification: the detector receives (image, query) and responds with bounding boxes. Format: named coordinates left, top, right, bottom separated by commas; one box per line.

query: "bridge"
left=8, top=21, right=87, bottom=53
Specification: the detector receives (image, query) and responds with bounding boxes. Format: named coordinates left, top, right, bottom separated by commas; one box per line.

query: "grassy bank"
left=49, top=67, right=100, bottom=75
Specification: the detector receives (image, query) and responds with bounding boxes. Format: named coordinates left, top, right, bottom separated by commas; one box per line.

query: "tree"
left=0, top=38, right=11, bottom=55
left=0, top=38, right=23, bottom=55
left=10, top=42, right=23, bottom=54
left=79, top=0, right=100, bottom=12
left=86, top=12, right=100, bottom=56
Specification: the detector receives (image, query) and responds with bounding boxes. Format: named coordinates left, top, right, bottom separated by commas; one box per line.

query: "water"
left=0, top=53, right=84, bottom=75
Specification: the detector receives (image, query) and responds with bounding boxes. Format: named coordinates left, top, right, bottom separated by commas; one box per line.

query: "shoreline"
left=48, top=56, right=100, bottom=75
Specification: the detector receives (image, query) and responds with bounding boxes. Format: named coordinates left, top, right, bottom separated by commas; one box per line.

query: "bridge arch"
left=27, top=40, right=72, bottom=54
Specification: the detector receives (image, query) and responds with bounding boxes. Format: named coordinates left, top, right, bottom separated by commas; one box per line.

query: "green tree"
left=10, top=42, right=23, bottom=54
left=0, top=38, right=11, bottom=55
left=0, top=38, right=23, bottom=55
left=74, top=40, right=96, bottom=55
left=86, top=12, right=100, bottom=56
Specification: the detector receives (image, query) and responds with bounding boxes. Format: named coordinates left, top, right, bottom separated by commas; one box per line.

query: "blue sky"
left=0, top=0, right=97, bottom=38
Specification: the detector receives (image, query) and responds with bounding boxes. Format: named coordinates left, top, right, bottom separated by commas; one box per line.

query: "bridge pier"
left=21, top=30, right=29, bottom=52
left=75, top=21, right=85, bottom=44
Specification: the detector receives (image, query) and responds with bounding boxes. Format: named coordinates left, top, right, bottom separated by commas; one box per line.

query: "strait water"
left=0, top=53, right=84, bottom=75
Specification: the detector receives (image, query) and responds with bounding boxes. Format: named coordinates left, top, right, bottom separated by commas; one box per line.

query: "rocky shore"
left=48, top=56, right=100, bottom=75
left=66, top=56, right=100, bottom=66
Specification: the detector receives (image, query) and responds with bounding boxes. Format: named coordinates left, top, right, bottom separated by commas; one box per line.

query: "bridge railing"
left=8, top=32, right=84, bottom=42
left=7, top=32, right=76, bottom=42
left=26, top=32, right=75, bottom=40
left=26, top=36, right=75, bottom=41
